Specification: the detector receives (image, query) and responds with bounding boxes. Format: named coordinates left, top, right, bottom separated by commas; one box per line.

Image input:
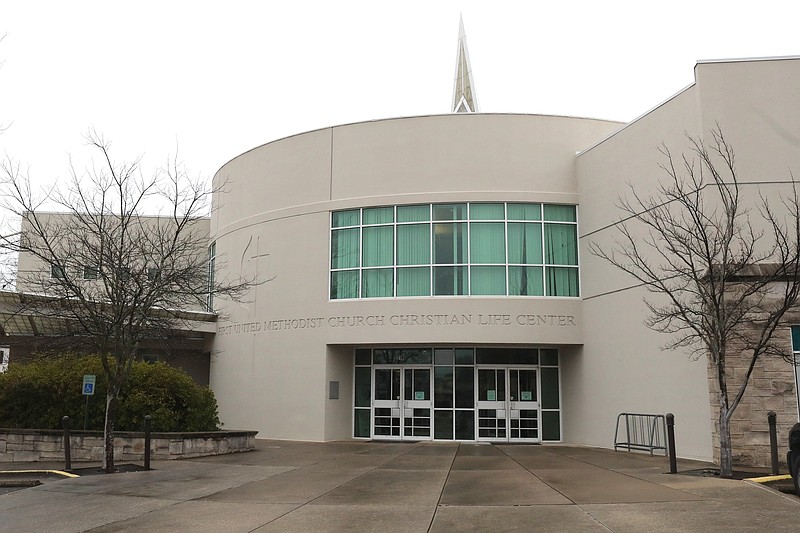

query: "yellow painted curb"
left=0, top=470, right=79, bottom=478
left=745, top=474, right=791, bottom=483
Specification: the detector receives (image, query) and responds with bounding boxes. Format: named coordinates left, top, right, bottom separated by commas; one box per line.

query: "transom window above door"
left=330, top=203, right=579, bottom=299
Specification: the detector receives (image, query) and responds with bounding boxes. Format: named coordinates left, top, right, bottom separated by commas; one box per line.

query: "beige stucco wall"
left=210, top=64, right=800, bottom=460
left=209, top=113, right=621, bottom=441
left=575, top=57, right=800, bottom=462
left=575, top=85, right=714, bottom=461
left=16, top=212, right=210, bottom=313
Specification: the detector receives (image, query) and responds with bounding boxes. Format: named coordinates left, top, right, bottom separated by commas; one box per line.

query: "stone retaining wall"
left=0, top=428, right=257, bottom=462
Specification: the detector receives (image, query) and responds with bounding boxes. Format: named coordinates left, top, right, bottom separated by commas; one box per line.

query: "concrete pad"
left=431, top=505, right=606, bottom=532
left=48, top=463, right=292, bottom=500
left=253, top=504, right=437, bottom=533
left=376, top=453, right=454, bottom=470
left=87, top=500, right=299, bottom=533
left=455, top=444, right=506, bottom=456
left=440, top=470, right=571, bottom=505
left=359, top=443, right=425, bottom=456
left=451, top=455, right=520, bottom=470
left=1, top=441, right=798, bottom=532
left=313, top=469, right=448, bottom=505
left=0, top=491, right=173, bottom=532
left=533, top=466, right=701, bottom=503
left=504, top=450, right=592, bottom=470
left=583, top=489, right=800, bottom=533
left=204, top=463, right=373, bottom=504
left=405, top=443, right=459, bottom=456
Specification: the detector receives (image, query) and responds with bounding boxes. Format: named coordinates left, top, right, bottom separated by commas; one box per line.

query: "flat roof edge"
left=214, top=113, right=624, bottom=174
left=577, top=83, right=695, bottom=156
left=695, top=55, right=800, bottom=66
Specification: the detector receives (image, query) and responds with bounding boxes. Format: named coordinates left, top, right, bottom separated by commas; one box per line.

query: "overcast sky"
left=2, top=0, right=800, bottom=205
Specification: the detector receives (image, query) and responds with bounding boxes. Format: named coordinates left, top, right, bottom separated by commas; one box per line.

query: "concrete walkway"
left=1, top=440, right=798, bottom=532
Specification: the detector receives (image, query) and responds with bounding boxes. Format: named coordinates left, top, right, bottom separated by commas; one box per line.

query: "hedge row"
left=0, top=354, right=220, bottom=432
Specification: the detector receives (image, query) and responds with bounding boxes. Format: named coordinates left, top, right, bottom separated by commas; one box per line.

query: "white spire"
left=452, top=15, right=479, bottom=113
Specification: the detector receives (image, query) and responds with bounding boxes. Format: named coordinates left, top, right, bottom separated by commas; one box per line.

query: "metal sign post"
left=82, top=374, right=96, bottom=430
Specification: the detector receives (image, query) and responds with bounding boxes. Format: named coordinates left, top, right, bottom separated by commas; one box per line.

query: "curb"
left=0, top=469, right=80, bottom=479
left=744, top=474, right=792, bottom=483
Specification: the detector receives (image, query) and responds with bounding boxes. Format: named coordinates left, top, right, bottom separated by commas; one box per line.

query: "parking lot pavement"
left=1, top=440, right=799, bottom=532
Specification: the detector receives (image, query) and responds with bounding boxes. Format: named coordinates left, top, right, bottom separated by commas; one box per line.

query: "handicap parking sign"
left=82, top=374, right=96, bottom=396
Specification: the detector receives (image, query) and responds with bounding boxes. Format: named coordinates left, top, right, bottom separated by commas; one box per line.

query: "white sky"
left=2, top=0, right=800, bottom=204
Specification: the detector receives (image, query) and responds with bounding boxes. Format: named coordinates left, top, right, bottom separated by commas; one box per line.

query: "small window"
left=142, top=354, right=159, bottom=364
left=83, top=266, right=99, bottom=280
left=51, top=265, right=66, bottom=279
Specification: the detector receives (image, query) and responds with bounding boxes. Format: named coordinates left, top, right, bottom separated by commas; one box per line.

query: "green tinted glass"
left=470, top=222, right=505, bottom=263
left=331, top=228, right=359, bottom=269
left=397, top=224, right=430, bottom=265
left=508, top=266, right=544, bottom=296
left=546, top=267, right=579, bottom=297
left=434, top=266, right=468, bottom=295
left=544, top=224, right=577, bottom=265
left=433, top=223, right=467, bottom=264
left=470, top=266, right=506, bottom=295
left=397, top=267, right=430, bottom=297
left=541, top=367, right=560, bottom=409
left=397, top=204, right=430, bottom=222
left=433, top=204, right=467, bottom=221
left=330, top=270, right=358, bottom=299
left=332, top=210, right=360, bottom=227
left=507, top=203, right=541, bottom=221
left=542, top=411, right=560, bottom=441
left=363, top=206, right=393, bottom=225
left=355, top=367, right=371, bottom=407
left=507, top=223, right=543, bottom=264
left=354, top=409, right=370, bottom=438
left=469, top=203, right=504, bottom=220
left=362, top=268, right=393, bottom=298
left=793, top=326, right=800, bottom=351
left=543, top=204, right=576, bottom=222
left=362, top=226, right=393, bottom=267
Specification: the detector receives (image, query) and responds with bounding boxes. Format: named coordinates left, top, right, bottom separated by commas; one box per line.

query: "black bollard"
left=144, top=415, right=152, bottom=471
left=62, top=416, right=72, bottom=471
left=666, top=413, right=677, bottom=474
left=768, top=411, right=779, bottom=475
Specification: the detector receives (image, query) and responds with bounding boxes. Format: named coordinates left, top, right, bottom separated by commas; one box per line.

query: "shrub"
left=0, top=354, right=219, bottom=431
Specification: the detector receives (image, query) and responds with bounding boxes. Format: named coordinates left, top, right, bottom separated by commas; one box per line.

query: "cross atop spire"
left=452, top=15, right=479, bottom=113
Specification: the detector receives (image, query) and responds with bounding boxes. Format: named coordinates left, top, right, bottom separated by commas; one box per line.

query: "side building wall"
left=577, top=57, right=800, bottom=465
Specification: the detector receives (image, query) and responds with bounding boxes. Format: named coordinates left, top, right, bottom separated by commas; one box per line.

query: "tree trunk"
left=719, top=406, right=733, bottom=478
left=103, top=390, right=119, bottom=473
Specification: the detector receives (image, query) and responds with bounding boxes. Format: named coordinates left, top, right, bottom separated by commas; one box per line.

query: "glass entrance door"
left=509, top=368, right=539, bottom=442
left=477, top=367, right=539, bottom=443
left=373, top=366, right=432, bottom=440
left=477, top=368, right=507, bottom=439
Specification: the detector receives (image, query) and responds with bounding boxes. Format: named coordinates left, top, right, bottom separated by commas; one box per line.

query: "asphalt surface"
left=1, top=440, right=798, bottom=532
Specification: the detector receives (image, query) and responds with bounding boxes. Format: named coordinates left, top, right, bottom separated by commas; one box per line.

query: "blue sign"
left=82, top=374, right=96, bottom=396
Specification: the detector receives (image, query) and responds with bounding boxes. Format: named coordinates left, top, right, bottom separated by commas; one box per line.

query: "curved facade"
left=209, top=113, right=621, bottom=443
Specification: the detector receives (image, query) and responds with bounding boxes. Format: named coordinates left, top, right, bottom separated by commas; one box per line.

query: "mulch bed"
left=681, top=468, right=798, bottom=495
left=70, top=463, right=151, bottom=476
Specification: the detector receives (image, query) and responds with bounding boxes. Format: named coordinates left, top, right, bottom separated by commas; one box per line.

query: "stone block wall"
left=0, top=429, right=257, bottom=463
left=707, top=324, right=799, bottom=468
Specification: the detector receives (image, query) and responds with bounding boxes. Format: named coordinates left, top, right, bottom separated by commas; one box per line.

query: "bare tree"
left=0, top=131, right=252, bottom=472
left=591, top=127, right=800, bottom=478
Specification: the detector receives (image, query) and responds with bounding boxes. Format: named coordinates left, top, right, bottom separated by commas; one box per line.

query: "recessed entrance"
left=354, top=347, right=560, bottom=442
